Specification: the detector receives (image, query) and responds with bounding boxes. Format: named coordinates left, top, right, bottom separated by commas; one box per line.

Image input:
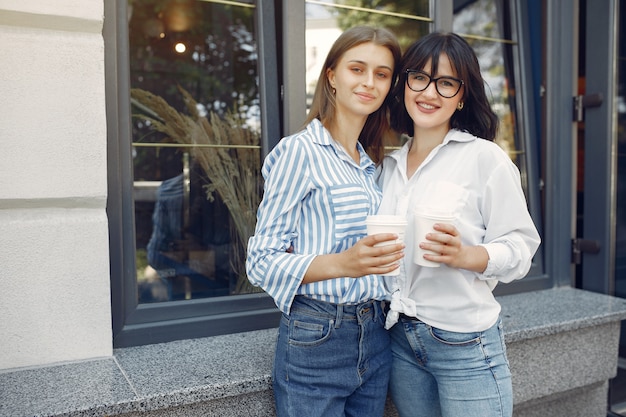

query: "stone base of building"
left=2, top=288, right=625, bottom=417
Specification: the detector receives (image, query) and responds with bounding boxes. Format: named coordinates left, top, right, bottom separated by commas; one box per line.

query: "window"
left=106, top=0, right=280, bottom=348
left=453, top=0, right=546, bottom=293
left=106, top=0, right=547, bottom=347
left=129, top=0, right=263, bottom=303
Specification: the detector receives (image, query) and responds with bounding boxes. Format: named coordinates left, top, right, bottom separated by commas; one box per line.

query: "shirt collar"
left=387, top=129, right=475, bottom=164
left=307, top=118, right=376, bottom=171
left=307, top=118, right=334, bottom=146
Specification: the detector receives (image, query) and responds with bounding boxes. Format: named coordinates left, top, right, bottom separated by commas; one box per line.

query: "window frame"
left=105, top=0, right=282, bottom=348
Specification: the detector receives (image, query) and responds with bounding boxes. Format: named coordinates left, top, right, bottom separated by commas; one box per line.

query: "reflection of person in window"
left=246, top=27, right=403, bottom=417
left=146, top=173, right=185, bottom=276
left=145, top=163, right=230, bottom=300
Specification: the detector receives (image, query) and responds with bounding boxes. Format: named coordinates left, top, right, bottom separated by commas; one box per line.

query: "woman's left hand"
left=421, top=223, right=488, bottom=272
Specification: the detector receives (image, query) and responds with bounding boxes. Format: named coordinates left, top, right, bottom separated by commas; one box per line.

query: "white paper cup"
left=365, top=215, right=407, bottom=276
left=413, top=209, right=455, bottom=267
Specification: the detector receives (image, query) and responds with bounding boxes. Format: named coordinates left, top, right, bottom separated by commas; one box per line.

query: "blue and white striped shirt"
left=246, top=118, right=389, bottom=314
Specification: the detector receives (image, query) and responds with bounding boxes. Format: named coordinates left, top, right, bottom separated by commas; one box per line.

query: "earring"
left=457, top=102, right=464, bottom=110
left=332, top=88, right=336, bottom=95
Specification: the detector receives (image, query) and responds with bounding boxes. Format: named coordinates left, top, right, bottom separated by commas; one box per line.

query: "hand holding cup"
left=365, top=215, right=407, bottom=275
left=413, top=207, right=456, bottom=267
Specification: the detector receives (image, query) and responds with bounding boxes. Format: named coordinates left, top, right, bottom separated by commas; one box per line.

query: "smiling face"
left=326, top=42, right=395, bottom=122
left=404, top=53, right=464, bottom=137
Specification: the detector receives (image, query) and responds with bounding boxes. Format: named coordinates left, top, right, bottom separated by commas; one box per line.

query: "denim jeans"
left=273, top=296, right=391, bottom=417
left=389, top=316, right=512, bottom=417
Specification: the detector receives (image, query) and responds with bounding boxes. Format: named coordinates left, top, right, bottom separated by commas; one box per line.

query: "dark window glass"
left=454, top=0, right=545, bottom=284
left=128, top=0, right=262, bottom=304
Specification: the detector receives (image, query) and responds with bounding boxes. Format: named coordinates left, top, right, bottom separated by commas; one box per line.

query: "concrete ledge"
left=497, top=287, right=626, bottom=414
left=1, top=287, right=625, bottom=417
left=509, top=321, right=620, bottom=404
left=512, top=381, right=609, bottom=417
left=118, top=391, right=277, bottom=417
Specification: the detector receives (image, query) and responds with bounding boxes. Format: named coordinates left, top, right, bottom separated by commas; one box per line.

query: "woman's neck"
left=411, top=125, right=449, bottom=152
left=325, top=115, right=366, bottom=163
left=406, top=125, right=450, bottom=178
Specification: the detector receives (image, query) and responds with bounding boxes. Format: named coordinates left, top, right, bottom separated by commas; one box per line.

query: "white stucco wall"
left=0, top=0, right=111, bottom=369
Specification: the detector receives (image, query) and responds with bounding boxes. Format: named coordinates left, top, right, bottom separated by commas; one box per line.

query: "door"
left=576, top=0, right=625, bottom=415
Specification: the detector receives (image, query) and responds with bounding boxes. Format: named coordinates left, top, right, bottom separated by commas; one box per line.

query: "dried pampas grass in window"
left=131, top=86, right=262, bottom=294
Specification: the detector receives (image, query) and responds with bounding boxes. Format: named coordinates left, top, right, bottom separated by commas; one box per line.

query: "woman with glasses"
left=377, top=32, right=541, bottom=417
left=246, top=26, right=403, bottom=417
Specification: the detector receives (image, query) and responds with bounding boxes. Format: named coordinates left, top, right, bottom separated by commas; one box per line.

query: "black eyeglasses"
left=405, top=69, right=464, bottom=98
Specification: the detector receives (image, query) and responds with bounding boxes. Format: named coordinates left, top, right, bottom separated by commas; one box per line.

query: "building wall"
left=0, top=0, right=111, bottom=370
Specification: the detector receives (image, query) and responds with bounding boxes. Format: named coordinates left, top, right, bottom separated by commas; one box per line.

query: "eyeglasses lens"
left=406, top=71, right=461, bottom=98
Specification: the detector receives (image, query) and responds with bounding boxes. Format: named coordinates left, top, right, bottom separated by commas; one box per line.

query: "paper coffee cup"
left=365, top=215, right=407, bottom=276
left=413, top=208, right=455, bottom=267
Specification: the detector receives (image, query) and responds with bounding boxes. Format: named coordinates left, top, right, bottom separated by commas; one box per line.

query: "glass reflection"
left=140, top=153, right=232, bottom=301
left=128, top=0, right=261, bottom=303
left=453, top=0, right=524, bottom=186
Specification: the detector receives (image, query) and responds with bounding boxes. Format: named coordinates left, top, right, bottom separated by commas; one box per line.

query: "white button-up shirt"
left=378, top=129, right=541, bottom=332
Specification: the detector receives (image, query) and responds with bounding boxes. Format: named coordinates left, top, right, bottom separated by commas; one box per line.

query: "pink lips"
left=355, top=92, right=376, bottom=101
left=416, top=101, right=438, bottom=112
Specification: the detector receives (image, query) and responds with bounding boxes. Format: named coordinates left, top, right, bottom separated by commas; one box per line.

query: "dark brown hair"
left=391, top=32, right=498, bottom=141
left=304, top=26, right=401, bottom=163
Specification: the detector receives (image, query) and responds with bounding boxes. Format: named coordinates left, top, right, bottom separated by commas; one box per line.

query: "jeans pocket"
left=428, top=326, right=481, bottom=347
left=288, top=316, right=334, bottom=347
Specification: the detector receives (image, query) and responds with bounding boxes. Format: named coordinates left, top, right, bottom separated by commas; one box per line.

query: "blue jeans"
left=389, top=316, right=512, bottom=417
left=273, top=296, right=391, bottom=417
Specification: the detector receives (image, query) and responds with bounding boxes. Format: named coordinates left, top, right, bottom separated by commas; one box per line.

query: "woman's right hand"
left=301, top=233, right=404, bottom=284
left=337, top=233, right=405, bottom=278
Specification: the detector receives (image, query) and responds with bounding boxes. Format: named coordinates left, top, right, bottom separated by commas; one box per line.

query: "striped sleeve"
left=246, top=137, right=317, bottom=313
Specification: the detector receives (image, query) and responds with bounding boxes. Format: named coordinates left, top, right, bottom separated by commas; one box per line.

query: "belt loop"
left=374, top=300, right=381, bottom=321
left=335, top=304, right=343, bottom=329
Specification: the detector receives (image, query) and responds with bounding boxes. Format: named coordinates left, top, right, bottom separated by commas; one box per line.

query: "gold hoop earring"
left=457, top=102, right=464, bottom=110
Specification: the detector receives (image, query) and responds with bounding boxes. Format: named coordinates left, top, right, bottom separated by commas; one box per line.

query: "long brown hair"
left=304, top=26, right=401, bottom=163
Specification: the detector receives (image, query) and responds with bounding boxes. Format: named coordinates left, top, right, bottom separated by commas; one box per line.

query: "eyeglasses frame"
left=405, top=69, right=464, bottom=99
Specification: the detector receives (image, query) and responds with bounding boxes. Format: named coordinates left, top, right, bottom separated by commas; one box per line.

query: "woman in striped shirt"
left=246, top=26, right=403, bottom=417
